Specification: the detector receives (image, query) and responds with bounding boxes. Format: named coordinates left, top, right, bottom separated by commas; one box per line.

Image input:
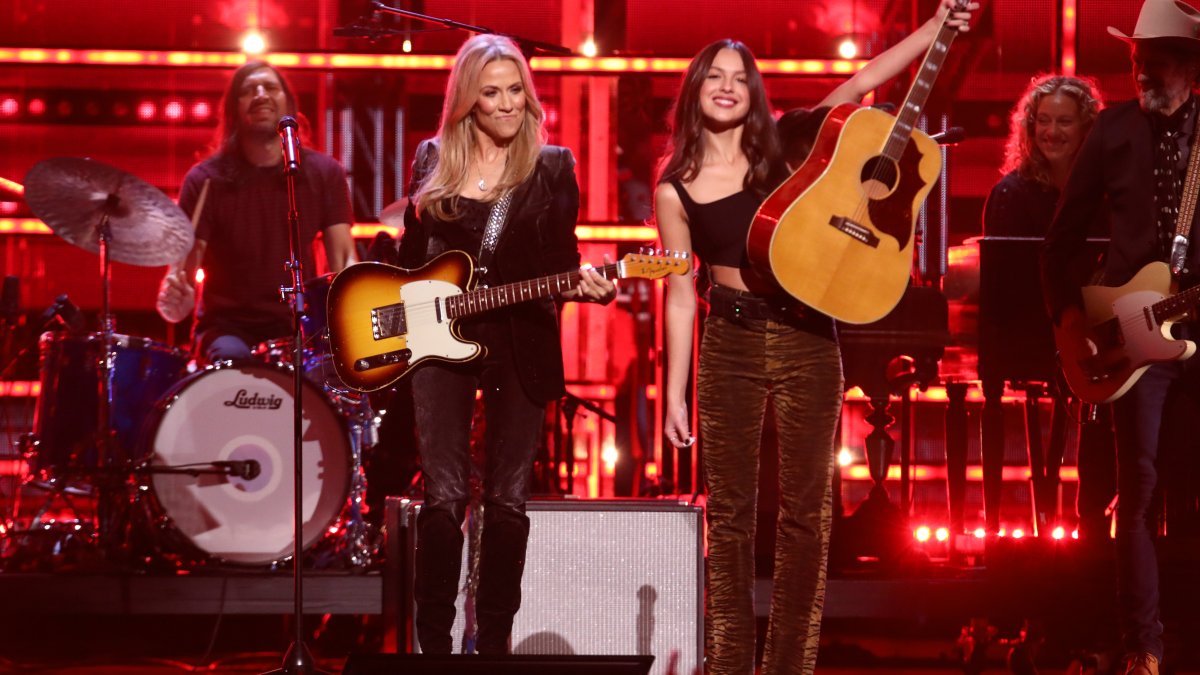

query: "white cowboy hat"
left=1108, top=0, right=1200, bottom=45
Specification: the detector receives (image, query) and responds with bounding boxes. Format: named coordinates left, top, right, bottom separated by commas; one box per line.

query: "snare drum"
left=32, top=332, right=188, bottom=478
left=140, top=361, right=350, bottom=565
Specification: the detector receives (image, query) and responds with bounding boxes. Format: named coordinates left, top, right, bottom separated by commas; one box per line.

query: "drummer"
left=156, top=61, right=356, bottom=362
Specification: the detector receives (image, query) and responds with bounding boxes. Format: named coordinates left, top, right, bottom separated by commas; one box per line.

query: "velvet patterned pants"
left=698, top=314, right=843, bottom=675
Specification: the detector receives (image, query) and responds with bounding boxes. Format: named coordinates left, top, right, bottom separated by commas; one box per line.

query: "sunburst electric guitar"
left=1055, top=261, right=1200, bottom=404
left=747, top=2, right=966, bottom=324
left=326, top=249, right=691, bottom=392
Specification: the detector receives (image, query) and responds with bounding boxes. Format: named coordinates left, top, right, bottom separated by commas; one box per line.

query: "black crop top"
left=669, top=179, right=760, bottom=268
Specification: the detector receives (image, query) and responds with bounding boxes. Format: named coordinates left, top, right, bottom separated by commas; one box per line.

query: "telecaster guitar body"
left=1055, top=261, right=1198, bottom=403
left=327, top=251, right=479, bottom=392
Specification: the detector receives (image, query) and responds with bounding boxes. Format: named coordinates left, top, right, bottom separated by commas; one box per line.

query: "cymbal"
left=378, top=196, right=408, bottom=231
left=23, top=157, right=194, bottom=267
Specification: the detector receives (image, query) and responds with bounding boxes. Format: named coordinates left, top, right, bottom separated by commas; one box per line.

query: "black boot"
left=414, top=504, right=464, bottom=654
left=474, top=505, right=530, bottom=655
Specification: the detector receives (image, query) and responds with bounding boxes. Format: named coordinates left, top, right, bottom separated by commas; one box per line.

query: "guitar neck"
left=1153, top=283, right=1200, bottom=323
left=446, top=262, right=622, bottom=319
left=882, top=8, right=962, bottom=162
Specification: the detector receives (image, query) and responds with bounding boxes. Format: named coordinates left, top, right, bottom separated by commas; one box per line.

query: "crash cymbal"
left=23, top=157, right=193, bottom=267
left=378, top=196, right=408, bottom=231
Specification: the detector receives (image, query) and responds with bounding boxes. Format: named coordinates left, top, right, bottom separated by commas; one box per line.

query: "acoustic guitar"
left=747, top=2, right=966, bottom=324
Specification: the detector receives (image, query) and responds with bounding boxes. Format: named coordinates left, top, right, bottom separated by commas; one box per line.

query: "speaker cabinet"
left=387, top=498, right=703, bottom=675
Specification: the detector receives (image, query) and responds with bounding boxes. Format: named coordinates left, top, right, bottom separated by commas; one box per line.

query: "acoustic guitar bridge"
left=829, top=215, right=880, bottom=248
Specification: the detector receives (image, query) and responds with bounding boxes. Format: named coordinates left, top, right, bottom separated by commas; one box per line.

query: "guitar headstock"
left=620, top=249, right=691, bottom=280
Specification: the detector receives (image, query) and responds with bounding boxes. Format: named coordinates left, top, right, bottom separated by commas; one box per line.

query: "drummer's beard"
left=240, top=120, right=279, bottom=143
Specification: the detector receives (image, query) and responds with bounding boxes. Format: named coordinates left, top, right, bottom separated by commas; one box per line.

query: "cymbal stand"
left=94, top=194, right=125, bottom=557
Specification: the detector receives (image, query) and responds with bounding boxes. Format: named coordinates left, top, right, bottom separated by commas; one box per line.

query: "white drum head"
left=146, top=363, right=350, bottom=565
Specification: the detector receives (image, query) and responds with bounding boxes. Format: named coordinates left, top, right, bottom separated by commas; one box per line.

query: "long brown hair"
left=1002, top=74, right=1103, bottom=187
left=416, top=35, right=546, bottom=221
left=657, top=39, right=781, bottom=197
left=211, top=60, right=303, bottom=159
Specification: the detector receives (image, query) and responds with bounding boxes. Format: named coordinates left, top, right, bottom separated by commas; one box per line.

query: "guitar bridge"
left=371, top=302, right=406, bottom=340
left=829, top=215, right=880, bottom=248
left=354, top=348, right=413, bottom=372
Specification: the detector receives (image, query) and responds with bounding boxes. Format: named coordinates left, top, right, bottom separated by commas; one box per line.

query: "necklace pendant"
left=477, top=177, right=488, bottom=192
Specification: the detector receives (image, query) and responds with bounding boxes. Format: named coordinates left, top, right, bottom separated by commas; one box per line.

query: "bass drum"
left=141, top=362, right=350, bottom=565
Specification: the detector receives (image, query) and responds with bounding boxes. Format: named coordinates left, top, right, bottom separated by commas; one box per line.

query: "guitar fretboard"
left=1153, top=283, right=1200, bottom=323
left=881, top=6, right=963, bottom=162
left=446, top=262, right=623, bottom=319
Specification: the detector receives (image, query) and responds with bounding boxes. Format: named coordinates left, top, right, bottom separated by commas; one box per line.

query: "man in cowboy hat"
left=1043, top=1, right=1200, bottom=674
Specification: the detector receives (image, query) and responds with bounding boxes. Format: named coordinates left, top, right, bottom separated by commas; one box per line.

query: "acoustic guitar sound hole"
left=860, top=156, right=899, bottom=199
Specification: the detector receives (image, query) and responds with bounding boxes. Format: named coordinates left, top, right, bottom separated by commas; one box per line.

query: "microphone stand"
left=263, top=128, right=328, bottom=675
left=343, top=1, right=573, bottom=57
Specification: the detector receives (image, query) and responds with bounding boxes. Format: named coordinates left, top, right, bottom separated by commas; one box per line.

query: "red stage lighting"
left=164, top=100, right=184, bottom=121
left=0, top=97, right=17, bottom=117
left=136, top=100, right=156, bottom=121
left=191, top=99, right=211, bottom=121
left=55, top=100, right=71, bottom=117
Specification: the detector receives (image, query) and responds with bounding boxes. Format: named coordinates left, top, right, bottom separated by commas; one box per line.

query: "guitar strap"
left=1170, top=114, right=1200, bottom=279
left=476, top=190, right=513, bottom=279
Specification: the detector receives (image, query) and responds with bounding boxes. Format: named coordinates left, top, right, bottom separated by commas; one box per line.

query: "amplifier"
left=386, top=498, right=703, bottom=675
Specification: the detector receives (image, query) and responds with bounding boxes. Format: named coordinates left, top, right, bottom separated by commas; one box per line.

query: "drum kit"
left=6, top=157, right=379, bottom=570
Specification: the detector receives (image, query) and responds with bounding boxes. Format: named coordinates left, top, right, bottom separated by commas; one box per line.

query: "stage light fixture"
left=136, top=100, right=156, bottom=121
left=191, top=99, right=211, bottom=121
left=914, top=526, right=931, bottom=542
left=581, top=37, right=598, bottom=58
left=837, top=448, right=853, bottom=467
left=973, top=528, right=986, bottom=539
left=0, top=97, right=18, bottom=117
left=837, top=37, right=858, bottom=60
left=935, top=527, right=949, bottom=542
left=1012, top=528, right=1025, bottom=539
left=163, top=100, right=184, bottom=121
left=401, top=39, right=412, bottom=53
left=1051, top=526, right=1065, bottom=540
left=241, top=30, right=266, bottom=55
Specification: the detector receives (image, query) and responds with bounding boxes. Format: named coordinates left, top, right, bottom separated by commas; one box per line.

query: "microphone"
left=931, top=126, right=966, bottom=145
left=277, top=116, right=302, bottom=174
left=40, top=294, right=86, bottom=334
left=213, top=460, right=262, bottom=480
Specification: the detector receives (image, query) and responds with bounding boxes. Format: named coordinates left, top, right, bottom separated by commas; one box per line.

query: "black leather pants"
left=410, top=325, right=544, bottom=654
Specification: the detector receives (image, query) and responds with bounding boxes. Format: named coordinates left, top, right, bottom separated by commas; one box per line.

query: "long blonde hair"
left=1001, top=74, right=1103, bottom=187
left=416, top=34, right=546, bottom=221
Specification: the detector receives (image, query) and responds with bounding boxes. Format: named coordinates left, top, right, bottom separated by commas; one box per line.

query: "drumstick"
left=170, top=178, right=209, bottom=278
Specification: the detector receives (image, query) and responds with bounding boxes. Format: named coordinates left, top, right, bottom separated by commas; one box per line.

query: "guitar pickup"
left=371, top=302, right=406, bottom=340
left=354, top=349, right=412, bottom=372
left=829, top=215, right=880, bottom=248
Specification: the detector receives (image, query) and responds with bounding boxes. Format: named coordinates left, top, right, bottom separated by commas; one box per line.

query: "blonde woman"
left=985, top=74, right=1103, bottom=237
left=397, top=34, right=615, bottom=655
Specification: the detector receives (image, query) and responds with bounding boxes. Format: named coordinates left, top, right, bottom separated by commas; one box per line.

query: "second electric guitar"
left=1055, top=261, right=1200, bottom=404
left=747, top=3, right=966, bottom=324
left=326, top=249, right=691, bottom=392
